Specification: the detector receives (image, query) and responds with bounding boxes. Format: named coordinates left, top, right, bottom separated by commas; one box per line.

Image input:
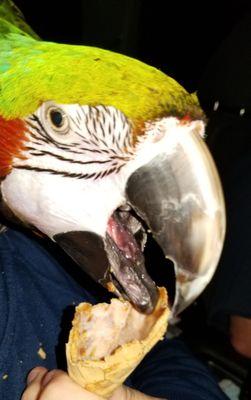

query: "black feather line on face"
left=22, top=148, right=115, bottom=166
left=13, top=164, right=120, bottom=180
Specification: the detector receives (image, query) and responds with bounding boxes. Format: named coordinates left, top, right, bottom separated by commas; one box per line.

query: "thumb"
left=39, top=369, right=105, bottom=400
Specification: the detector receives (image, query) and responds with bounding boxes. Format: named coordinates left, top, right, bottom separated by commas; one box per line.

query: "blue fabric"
left=0, top=229, right=228, bottom=400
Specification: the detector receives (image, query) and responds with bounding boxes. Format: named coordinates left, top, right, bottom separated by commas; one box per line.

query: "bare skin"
left=21, top=367, right=163, bottom=400
left=230, top=315, right=251, bottom=359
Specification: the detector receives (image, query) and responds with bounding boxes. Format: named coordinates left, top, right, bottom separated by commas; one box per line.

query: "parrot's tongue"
left=105, top=208, right=158, bottom=314
left=107, top=214, right=140, bottom=263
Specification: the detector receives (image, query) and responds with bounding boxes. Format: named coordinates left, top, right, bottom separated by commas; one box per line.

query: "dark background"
left=14, top=0, right=251, bottom=92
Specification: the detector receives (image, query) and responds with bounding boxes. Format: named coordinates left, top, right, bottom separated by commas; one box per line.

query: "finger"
left=39, top=370, right=105, bottom=400
left=21, top=367, right=48, bottom=400
left=27, top=367, right=48, bottom=385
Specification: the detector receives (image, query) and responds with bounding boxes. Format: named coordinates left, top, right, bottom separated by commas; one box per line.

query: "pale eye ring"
left=47, top=106, right=69, bottom=134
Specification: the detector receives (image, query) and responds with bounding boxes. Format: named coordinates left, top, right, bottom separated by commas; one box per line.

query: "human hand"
left=21, top=367, right=163, bottom=400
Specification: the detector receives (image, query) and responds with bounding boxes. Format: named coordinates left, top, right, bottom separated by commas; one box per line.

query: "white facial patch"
left=1, top=101, right=207, bottom=239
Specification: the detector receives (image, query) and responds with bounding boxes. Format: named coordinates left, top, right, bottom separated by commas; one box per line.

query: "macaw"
left=0, top=0, right=225, bottom=317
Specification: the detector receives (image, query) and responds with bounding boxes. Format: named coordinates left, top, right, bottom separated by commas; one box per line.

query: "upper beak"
left=126, top=122, right=226, bottom=317
left=54, top=120, right=225, bottom=318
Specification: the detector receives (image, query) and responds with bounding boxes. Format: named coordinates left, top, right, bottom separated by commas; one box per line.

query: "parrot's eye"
left=47, top=106, right=69, bottom=134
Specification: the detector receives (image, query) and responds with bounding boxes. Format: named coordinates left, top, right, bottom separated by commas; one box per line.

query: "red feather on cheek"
left=0, top=117, right=28, bottom=177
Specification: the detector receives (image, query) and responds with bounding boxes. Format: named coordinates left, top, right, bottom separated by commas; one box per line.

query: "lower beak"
left=54, top=229, right=158, bottom=313
left=126, top=125, right=226, bottom=317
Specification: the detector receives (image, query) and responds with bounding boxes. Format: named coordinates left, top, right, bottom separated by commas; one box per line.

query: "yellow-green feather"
left=0, top=1, right=202, bottom=123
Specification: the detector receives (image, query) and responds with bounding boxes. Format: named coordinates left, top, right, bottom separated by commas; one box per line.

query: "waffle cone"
left=66, top=287, right=169, bottom=398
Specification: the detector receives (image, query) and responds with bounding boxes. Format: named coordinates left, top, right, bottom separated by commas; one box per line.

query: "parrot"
left=0, top=0, right=225, bottom=317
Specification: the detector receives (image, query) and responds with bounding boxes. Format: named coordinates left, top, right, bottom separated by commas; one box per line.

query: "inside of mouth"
left=105, top=206, right=154, bottom=311
left=105, top=204, right=176, bottom=307
left=144, top=233, right=176, bottom=306
left=106, top=205, right=146, bottom=261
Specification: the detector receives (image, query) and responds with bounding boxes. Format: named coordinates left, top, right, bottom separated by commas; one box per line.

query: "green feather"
left=0, top=1, right=202, bottom=123
left=0, top=0, right=39, bottom=39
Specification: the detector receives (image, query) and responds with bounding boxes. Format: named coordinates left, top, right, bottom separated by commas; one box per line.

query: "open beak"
left=54, top=120, right=225, bottom=317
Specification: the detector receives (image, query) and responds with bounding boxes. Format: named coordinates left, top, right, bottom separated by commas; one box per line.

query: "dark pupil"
left=50, top=110, right=63, bottom=127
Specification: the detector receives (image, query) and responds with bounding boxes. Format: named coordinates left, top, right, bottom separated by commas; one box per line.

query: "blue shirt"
left=0, top=228, right=227, bottom=400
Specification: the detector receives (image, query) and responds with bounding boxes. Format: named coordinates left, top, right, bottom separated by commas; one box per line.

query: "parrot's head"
left=0, top=36, right=225, bottom=316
